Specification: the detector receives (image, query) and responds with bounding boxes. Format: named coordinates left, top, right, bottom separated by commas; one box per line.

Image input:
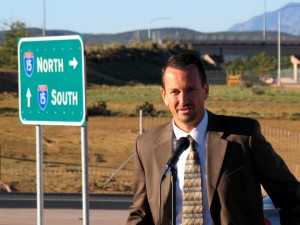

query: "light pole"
left=42, top=0, right=46, bottom=36
left=148, top=17, right=172, bottom=40
left=277, top=11, right=281, bottom=86
left=277, top=4, right=300, bottom=86
left=263, top=0, right=266, bottom=42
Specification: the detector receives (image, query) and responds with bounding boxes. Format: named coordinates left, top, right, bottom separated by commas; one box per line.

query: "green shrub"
left=88, top=100, right=111, bottom=116
left=136, top=101, right=157, bottom=116
left=251, top=86, right=265, bottom=95
left=242, top=81, right=254, bottom=88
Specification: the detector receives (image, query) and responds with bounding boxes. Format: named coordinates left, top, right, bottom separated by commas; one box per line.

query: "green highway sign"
left=18, top=35, right=86, bottom=126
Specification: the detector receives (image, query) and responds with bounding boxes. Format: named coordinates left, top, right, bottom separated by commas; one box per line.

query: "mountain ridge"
left=1, top=27, right=300, bottom=46
left=228, top=2, right=300, bottom=35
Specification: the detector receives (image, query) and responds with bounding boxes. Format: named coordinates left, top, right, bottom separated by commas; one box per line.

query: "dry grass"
left=0, top=90, right=300, bottom=193
left=0, top=115, right=138, bottom=193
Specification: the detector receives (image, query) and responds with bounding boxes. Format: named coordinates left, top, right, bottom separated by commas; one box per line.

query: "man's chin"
left=177, top=115, right=195, bottom=124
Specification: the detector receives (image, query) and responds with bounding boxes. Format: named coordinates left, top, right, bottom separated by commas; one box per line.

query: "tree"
left=250, top=52, right=276, bottom=77
left=222, top=57, right=243, bottom=74
left=223, top=52, right=291, bottom=78
left=0, top=21, right=30, bottom=68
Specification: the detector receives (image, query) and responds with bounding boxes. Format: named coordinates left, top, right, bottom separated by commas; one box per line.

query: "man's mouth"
left=178, top=106, right=192, bottom=112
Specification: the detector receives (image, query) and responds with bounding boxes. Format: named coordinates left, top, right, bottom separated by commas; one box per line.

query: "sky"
left=0, top=0, right=298, bottom=34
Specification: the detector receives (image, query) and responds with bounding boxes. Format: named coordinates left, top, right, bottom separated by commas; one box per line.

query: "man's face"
left=160, top=65, right=209, bottom=132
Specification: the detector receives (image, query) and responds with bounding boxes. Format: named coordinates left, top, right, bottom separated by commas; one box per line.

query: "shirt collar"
left=173, top=110, right=208, bottom=146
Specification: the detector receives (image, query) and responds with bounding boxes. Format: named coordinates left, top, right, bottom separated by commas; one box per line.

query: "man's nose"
left=179, top=92, right=188, bottom=104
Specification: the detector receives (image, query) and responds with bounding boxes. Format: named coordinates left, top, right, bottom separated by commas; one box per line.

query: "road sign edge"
left=18, top=35, right=86, bottom=126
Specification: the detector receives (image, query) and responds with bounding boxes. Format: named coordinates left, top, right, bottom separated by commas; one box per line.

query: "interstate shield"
left=38, top=85, right=48, bottom=110
left=24, top=52, right=34, bottom=77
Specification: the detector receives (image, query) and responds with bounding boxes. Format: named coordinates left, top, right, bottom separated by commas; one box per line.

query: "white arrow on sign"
left=26, top=88, right=32, bottom=107
left=69, top=57, right=78, bottom=69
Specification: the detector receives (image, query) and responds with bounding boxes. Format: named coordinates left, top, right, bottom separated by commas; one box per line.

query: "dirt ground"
left=0, top=90, right=300, bottom=193
left=0, top=114, right=300, bottom=193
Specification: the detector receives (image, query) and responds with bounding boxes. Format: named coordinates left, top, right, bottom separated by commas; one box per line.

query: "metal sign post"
left=36, top=125, right=43, bottom=225
left=81, top=125, right=89, bottom=225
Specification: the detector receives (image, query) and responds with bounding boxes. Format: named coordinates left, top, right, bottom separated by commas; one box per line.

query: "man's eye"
left=171, top=90, right=179, bottom=95
left=188, top=88, right=196, bottom=93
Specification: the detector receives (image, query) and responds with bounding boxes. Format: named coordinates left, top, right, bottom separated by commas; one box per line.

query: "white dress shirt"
left=172, top=110, right=213, bottom=225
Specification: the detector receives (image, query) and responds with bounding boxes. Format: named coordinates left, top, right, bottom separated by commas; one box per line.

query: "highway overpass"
left=154, top=31, right=300, bottom=60
left=182, top=40, right=300, bottom=61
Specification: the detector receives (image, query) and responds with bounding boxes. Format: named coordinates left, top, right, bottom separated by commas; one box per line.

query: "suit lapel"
left=206, top=111, right=228, bottom=207
left=206, top=131, right=227, bottom=206
left=153, top=123, right=173, bottom=224
left=153, top=126, right=173, bottom=175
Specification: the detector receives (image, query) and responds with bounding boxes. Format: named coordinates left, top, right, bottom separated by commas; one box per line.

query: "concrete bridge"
left=185, top=40, right=300, bottom=61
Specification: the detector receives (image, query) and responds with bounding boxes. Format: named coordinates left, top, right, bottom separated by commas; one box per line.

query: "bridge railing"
left=153, top=32, right=300, bottom=43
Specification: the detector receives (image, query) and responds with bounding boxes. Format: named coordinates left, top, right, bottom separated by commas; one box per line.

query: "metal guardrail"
left=0, top=192, right=133, bottom=209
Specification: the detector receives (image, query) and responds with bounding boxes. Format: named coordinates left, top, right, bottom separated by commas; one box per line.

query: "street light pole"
left=277, top=11, right=281, bottom=86
left=148, top=17, right=172, bottom=40
left=277, top=4, right=300, bottom=86
left=263, top=0, right=266, bottom=42
left=42, top=0, right=46, bottom=36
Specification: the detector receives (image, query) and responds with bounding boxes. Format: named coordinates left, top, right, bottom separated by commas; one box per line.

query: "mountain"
left=0, top=27, right=202, bottom=45
left=1, top=27, right=299, bottom=46
left=228, top=2, right=300, bottom=35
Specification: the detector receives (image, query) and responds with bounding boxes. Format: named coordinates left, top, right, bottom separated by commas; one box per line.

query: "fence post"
left=139, top=110, right=143, bottom=135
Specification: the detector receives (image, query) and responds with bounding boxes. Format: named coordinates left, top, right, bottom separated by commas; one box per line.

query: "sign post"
left=18, top=35, right=89, bottom=225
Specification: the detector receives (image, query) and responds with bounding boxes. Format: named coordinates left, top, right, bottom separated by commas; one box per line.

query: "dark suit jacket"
left=126, top=111, right=300, bottom=225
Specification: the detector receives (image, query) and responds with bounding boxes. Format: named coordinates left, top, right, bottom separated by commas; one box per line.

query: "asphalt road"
left=0, top=193, right=132, bottom=225
left=0, top=208, right=129, bottom=225
left=0, top=193, right=280, bottom=225
left=0, top=192, right=133, bottom=209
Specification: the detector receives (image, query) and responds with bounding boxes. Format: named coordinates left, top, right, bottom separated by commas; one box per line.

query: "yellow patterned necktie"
left=182, top=136, right=203, bottom=225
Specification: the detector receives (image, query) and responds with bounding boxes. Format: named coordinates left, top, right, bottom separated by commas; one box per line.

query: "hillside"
left=0, top=69, right=18, bottom=92
left=0, top=27, right=200, bottom=45
left=0, top=43, right=220, bottom=92
left=1, top=27, right=300, bottom=46
left=229, top=2, right=300, bottom=35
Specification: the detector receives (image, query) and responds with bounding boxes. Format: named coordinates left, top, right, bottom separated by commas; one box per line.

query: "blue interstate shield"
left=24, top=52, right=34, bottom=77
left=38, top=85, right=48, bottom=110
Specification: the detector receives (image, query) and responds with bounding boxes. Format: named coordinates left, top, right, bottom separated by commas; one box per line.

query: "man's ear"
left=204, top=82, right=209, bottom=100
left=160, top=87, right=168, bottom=106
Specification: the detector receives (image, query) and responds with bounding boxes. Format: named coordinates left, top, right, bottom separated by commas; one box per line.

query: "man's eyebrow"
left=169, top=87, right=179, bottom=91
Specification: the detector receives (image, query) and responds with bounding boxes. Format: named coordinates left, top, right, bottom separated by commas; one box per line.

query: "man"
left=126, top=53, right=300, bottom=225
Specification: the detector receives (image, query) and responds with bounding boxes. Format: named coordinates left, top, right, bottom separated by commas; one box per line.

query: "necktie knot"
left=187, top=135, right=196, bottom=152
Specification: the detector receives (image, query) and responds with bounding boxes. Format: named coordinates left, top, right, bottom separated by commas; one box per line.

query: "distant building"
left=203, top=54, right=223, bottom=69
left=290, top=55, right=300, bottom=82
